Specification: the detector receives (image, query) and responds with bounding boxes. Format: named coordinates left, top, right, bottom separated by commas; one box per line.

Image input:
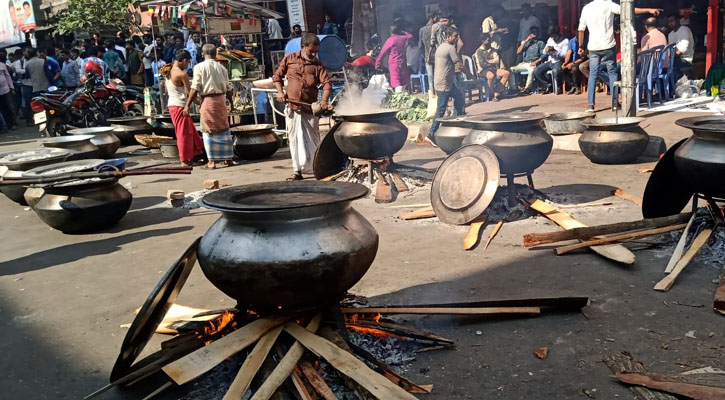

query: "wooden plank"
left=298, top=361, right=338, bottom=400
left=389, top=172, right=409, bottom=192
left=613, top=373, right=725, bottom=400
left=399, top=207, right=436, bottom=220
left=320, top=170, right=348, bottom=182
left=140, top=382, right=173, bottom=400
left=463, top=220, right=485, bottom=250
left=346, top=320, right=454, bottom=344
left=665, top=212, right=697, bottom=274
left=529, top=199, right=636, bottom=264
left=558, top=201, right=613, bottom=209
left=612, top=188, right=643, bottom=206
left=346, top=341, right=432, bottom=394
left=290, top=369, right=316, bottom=400
left=249, top=314, right=323, bottom=400
left=603, top=352, right=679, bottom=400
left=316, top=326, right=376, bottom=400
left=222, top=326, right=283, bottom=400
left=555, top=224, right=687, bottom=255
left=340, top=307, right=540, bottom=315
left=523, top=213, right=691, bottom=247
left=374, top=171, right=393, bottom=203
left=483, top=220, right=504, bottom=251
left=387, top=203, right=430, bottom=209
left=378, top=296, right=589, bottom=311
left=162, top=315, right=289, bottom=385
left=654, top=228, right=713, bottom=291
left=715, top=263, right=725, bottom=315
left=283, top=322, right=419, bottom=400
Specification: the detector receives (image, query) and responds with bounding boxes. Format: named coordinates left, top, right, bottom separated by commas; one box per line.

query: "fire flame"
left=201, top=310, right=237, bottom=344
left=345, top=313, right=395, bottom=339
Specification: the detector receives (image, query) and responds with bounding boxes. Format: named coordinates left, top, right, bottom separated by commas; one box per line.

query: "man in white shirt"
left=532, top=28, right=568, bottom=94
left=577, top=0, right=660, bottom=111
left=266, top=18, right=283, bottom=39
left=518, top=3, right=540, bottom=43
left=666, top=14, right=694, bottom=80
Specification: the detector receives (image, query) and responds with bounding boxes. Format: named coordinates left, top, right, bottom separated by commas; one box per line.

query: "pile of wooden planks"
left=92, top=296, right=588, bottom=400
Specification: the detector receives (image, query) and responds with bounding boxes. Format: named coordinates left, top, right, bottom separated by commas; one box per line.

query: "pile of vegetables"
left=383, top=92, right=430, bottom=123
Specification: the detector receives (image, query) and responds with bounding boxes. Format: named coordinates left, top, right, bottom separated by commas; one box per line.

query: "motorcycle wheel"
left=125, top=103, right=144, bottom=117
left=45, top=118, right=65, bottom=138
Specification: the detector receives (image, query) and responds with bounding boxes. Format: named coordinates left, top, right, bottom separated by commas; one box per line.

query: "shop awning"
left=139, top=0, right=284, bottom=19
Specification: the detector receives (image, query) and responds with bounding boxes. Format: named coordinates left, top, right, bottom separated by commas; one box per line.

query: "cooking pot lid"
left=202, top=181, right=369, bottom=211
left=23, top=159, right=106, bottom=177
left=110, top=237, right=200, bottom=382
left=431, top=144, right=500, bottom=225
left=465, top=112, right=547, bottom=124
left=107, top=116, right=150, bottom=123
left=313, top=122, right=349, bottom=180
left=230, top=124, right=276, bottom=135
left=675, top=116, right=725, bottom=132
left=333, top=109, right=401, bottom=121
left=581, top=117, right=646, bottom=128
left=0, top=148, right=72, bottom=166
left=39, top=134, right=96, bottom=144
left=545, top=112, right=593, bottom=121
left=67, top=127, right=116, bottom=135
left=642, top=139, right=694, bottom=218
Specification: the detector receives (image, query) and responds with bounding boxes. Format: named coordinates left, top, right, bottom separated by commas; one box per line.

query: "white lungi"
left=286, top=107, right=320, bottom=175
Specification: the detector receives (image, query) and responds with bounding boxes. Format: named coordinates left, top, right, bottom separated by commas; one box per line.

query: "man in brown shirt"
left=273, top=33, right=333, bottom=180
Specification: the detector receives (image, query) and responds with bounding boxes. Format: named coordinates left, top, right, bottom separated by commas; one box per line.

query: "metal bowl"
left=579, top=117, right=649, bottom=164
left=543, top=112, right=593, bottom=135
left=67, top=127, right=121, bottom=158
left=40, top=135, right=102, bottom=160
left=108, top=116, right=153, bottom=145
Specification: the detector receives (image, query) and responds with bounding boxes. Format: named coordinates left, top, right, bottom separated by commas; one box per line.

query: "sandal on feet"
left=286, top=174, right=303, bottom=181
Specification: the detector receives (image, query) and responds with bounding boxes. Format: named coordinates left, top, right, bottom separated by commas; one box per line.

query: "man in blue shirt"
left=39, top=49, right=62, bottom=88
left=562, top=36, right=584, bottom=94
left=319, top=14, right=339, bottom=35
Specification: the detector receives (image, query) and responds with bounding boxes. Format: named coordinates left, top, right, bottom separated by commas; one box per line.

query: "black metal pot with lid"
left=672, top=116, right=725, bottom=199
left=230, top=124, right=281, bottom=160
left=0, top=148, right=73, bottom=205
left=433, top=115, right=473, bottom=155
left=39, top=134, right=102, bottom=160
left=333, top=110, right=408, bottom=160
left=579, top=117, right=649, bottom=164
left=197, top=181, right=378, bottom=311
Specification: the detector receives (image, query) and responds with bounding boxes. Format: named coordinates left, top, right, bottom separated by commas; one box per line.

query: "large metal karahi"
left=0, top=148, right=73, bottom=205
left=434, top=116, right=473, bottom=154
left=642, top=139, right=691, bottom=218
left=230, top=124, right=281, bottom=160
left=313, top=123, right=349, bottom=180
left=108, top=116, right=153, bottom=145
left=579, top=117, right=649, bottom=164
left=461, top=112, right=553, bottom=175
left=39, top=135, right=102, bottom=161
left=67, top=127, right=121, bottom=158
left=431, top=145, right=500, bottom=225
left=333, top=110, right=408, bottom=160
left=673, top=116, right=725, bottom=198
left=543, top=112, right=593, bottom=135
left=198, top=181, right=378, bottom=311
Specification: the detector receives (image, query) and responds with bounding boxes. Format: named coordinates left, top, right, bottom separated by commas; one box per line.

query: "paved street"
left=1, top=91, right=723, bottom=399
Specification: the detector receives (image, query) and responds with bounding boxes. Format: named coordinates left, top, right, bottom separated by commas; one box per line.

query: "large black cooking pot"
left=67, top=127, right=121, bottom=158
left=461, top=113, right=553, bottom=174
left=674, top=116, right=725, bottom=198
left=434, top=116, right=473, bottom=154
left=24, top=162, right=132, bottom=234
left=579, top=117, right=649, bottom=164
left=0, top=148, right=73, bottom=205
left=333, top=110, right=408, bottom=160
left=230, top=124, right=281, bottom=160
left=197, top=181, right=378, bottom=311
left=39, top=135, right=102, bottom=160
left=108, top=116, right=153, bottom=145
left=151, top=115, right=175, bottom=137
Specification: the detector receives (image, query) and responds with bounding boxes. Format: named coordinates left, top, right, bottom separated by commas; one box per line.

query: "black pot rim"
left=201, top=181, right=369, bottom=212
left=675, top=116, right=725, bottom=133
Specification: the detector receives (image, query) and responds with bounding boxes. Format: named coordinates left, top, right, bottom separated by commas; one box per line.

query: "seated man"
left=474, top=35, right=510, bottom=101
left=562, top=36, right=584, bottom=94
left=510, top=26, right=545, bottom=93
left=532, top=28, right=568, bottom=94
left=666, top=14, right=694, bottom=80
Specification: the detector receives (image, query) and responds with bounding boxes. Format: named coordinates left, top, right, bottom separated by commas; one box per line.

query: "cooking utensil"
left=579, top=117, right=649, bottom=164
left=287, top=100, right=333, bottom=117
left=230, top=124, right=281, bottom=160
left=434, top=116, right=473, bottom=154
left=431, top=145, right=500, bottom=225
left=673, top=116, right=725, bottom=198
left=108, top=116, right=154, bottom=145
left=198, top=181, right=378, bottom=310
left=110, top=238, right=200, bottom=382
left=642, top=139, right=693, bottom=218
left=333, top=110, right=408, bottom=160
left=159, top=141, right=180, bottom=159
left=543, top=112, right=593, bottom=135
left=313, top=122, right=348, bottom=180
left=0, top=148, right=74, bottom=205
left=67, top=127, right=121, bottom=158
left=39, top=135, right=102, bottom=160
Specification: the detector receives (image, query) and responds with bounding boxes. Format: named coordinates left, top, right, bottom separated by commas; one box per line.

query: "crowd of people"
left=0, top=25, right=256, bottom=132
left=368, top=2, right=692, bottom=143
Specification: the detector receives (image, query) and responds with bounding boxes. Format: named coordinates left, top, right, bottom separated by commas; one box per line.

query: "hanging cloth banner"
left=225, top=6, right=232, bottom=16
left=172, top=6, right=177, bottom=19
left=160, top=5, right=165, bottom=17
left=213, top=2, right=220, bottom=15
left=154, top=6, right=160, bottom=16
left=237, top=11, right=245, bottom=23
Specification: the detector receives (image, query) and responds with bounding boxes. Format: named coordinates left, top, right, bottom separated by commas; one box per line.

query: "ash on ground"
left=174, top=352, right=246, bottom=400
left=651, top=207, right=725, bottom=267
left=334, top=163, right=433, bottom=200
left=484, top=183, right=547, bottom=223
left=171, top=189, right=212, bottom=209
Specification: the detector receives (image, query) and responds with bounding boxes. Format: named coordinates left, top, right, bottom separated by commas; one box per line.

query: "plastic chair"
left=410, top=55, right=427, bottom=93
left=613, top=48, right=657, bottom=109
left=546, top=69, right=559, bottom=94
left=471, top=56, right=491, bottom=101
left=461, top=55, right=484, bottom=102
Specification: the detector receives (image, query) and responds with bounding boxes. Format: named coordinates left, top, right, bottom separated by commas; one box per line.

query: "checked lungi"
left=200, top=93, right=233, bottom=161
